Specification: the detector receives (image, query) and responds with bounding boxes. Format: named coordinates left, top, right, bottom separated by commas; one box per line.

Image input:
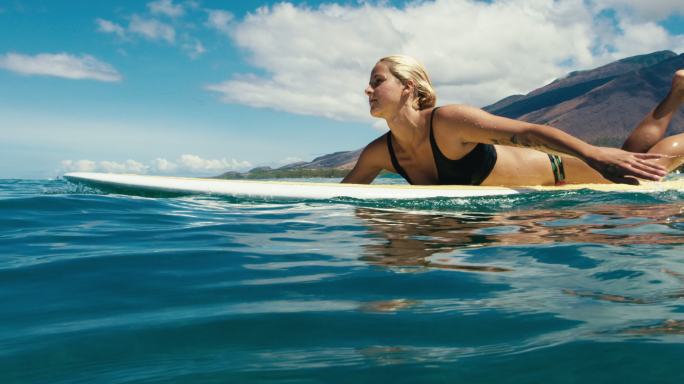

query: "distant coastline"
left=214, top=167, right=406, bottom=179
left=214, top=167, right=350, bottom=179
left=215, top=148, right=362, bottom=179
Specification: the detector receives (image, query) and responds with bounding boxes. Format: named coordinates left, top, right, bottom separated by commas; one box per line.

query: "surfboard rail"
left=63, top=172, right=684, bottom=200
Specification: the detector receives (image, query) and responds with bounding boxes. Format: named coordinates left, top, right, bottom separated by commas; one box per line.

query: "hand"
left=585, top=147, right=668, bottom=184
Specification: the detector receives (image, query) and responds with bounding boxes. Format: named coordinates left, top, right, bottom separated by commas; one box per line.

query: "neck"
left=385, top=104, right=425, bottom=150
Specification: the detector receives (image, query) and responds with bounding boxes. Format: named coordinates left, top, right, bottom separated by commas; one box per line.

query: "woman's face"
left=365, top=62, right=404, bottom=118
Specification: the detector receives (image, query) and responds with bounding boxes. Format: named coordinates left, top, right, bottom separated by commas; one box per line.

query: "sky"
left=1, top=0, right=683, bottom=179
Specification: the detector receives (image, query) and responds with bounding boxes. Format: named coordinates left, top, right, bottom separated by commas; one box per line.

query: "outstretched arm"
left=438, top=105, right=668, bottom=183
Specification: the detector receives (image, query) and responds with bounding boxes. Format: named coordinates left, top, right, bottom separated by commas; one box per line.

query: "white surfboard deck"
left=64, top=172, right=684, bottom=200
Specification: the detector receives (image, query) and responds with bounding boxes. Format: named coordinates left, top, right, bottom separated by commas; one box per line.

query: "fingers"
left=629, top=171, right=662, bottom=182
left=629, top=159, right=667, bottom=177
left=606, top=174, right=641, bottom=185
left=634, top=152, right=670, bottom=160
left=617, top=152, right=667, bottom=180
left=631, top=152, right=673, bottom=170
left=603, top=159, right=662, bottom=183
left=592, top=148, right=670, bottom=184
left=620, top=163, right=663, bottom=181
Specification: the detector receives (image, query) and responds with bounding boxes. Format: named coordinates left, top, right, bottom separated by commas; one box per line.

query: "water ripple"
left=2, top=177, right=684, bottom=383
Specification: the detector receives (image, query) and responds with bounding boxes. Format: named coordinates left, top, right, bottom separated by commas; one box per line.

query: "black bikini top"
left=387, top=107, right=498, bottom=185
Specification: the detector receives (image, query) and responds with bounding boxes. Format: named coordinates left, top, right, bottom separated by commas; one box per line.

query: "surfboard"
left=63, top=172, right=684, bottom=200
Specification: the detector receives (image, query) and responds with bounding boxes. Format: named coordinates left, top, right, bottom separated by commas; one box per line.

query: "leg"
left=648, top=132, right=684, bottom=171
left=622, top=70, right=684, bottom=153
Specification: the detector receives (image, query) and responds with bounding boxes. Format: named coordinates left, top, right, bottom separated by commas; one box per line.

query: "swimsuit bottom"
left=548, top=154, right=566, bottom=185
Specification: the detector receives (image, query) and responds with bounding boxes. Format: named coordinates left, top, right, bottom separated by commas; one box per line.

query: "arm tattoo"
left=509, top=134, right=563, bottom=155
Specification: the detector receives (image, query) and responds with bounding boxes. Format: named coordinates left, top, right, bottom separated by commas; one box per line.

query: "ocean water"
left=2, top=176, right=684, bottom=383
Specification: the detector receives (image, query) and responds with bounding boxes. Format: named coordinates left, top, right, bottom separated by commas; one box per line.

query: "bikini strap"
left=428, top=106, right=442, bottom=157
left=386, top=133, right=413, bottom=185
left=430, top=106, right=441, bottom=127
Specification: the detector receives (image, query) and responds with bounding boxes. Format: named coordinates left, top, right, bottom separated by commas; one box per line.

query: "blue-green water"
left=2, top=177, right=684, bottom=383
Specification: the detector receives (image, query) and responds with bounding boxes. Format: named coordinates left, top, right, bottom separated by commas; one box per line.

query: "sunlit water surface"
left=2, top=177, right=684, bottom=383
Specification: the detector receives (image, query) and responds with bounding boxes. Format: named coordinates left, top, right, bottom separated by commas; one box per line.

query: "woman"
left=342, top=55, right=684, bottom=186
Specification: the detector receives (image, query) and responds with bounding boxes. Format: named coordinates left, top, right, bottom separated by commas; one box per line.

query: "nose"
left=364, top=85, right=372, bottom=96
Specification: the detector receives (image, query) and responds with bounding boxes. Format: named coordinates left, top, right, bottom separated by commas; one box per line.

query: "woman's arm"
left=341, top=135, right=387, bottom=184
left=437, top=105, right=667, bottom=183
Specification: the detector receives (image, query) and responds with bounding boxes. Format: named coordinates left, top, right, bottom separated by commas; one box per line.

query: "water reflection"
left=565, top=268, right=684, bottom=305
left=624, top=319, right=684, bottom=335
left=358, top=299, right=419, bottom=313
left=354, top=203, right=684, bottom=336
left=355, top=204, right=684, bottom=272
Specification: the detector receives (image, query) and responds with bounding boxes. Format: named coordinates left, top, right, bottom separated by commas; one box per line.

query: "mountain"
left=484, top=50, right=684, bottom=146
left=218, top=50, right=684, bottom=178
left=483, top=51, right=677, bottom=116
left=215, top=150, right=361, bottom=179
left=279, top=149, right=362, bottom=170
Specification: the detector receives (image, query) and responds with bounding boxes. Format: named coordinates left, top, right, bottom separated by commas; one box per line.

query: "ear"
left=402, top=79, right=415, bottom=96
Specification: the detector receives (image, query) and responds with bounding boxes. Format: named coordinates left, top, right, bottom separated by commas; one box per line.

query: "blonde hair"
left=379, top=55, right=436, bottom=110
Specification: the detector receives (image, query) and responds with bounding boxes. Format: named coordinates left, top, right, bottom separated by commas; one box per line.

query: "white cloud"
left=61, top=155, right=252, bottom=175
left=205, top=0, right=684, bottom=121
left=96, top=14, right=178, bottom=45
left=205, top=9, right=234, bottom=34
left=94, top=3, right=226, bottom=58
left=611, top=20, right=675, bottom=57
left=148, top=0, right=184, bottom=18
left=99, top=160, right=148, bottom=173
left=152, top=158, right=178, bottom=172
left=95, top=18, right=126, bottom=38
left=0, top=52, right=122, bottom=82
left=61, top=160, right=97, bottom=173
left=594, top=0, right=684, bottom=22
left=177, top=154, right=251, bottom=172
left=185, top=1, right=201, bottom=10
left=62, top=159, right=147, bottom=173
left=182, top=39, right=206, bottom=59
left=129, top=15, right=175, bottom=43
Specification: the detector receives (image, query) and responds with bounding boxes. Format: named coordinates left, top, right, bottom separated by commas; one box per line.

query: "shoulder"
left=366, top=133, right=389, bottom=150
left=431, top=104, right=492, bottom=135
left=351, top=132, right=395, bottom=171
left=341, top=133, right=391, bottom=184
left=429, top=104, right=474, bottom=134
left=359, top=133, right=390, bottom=163
left=429, top=105, right=495, bottom=148
left=432, top=104, right=482, bottom=121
